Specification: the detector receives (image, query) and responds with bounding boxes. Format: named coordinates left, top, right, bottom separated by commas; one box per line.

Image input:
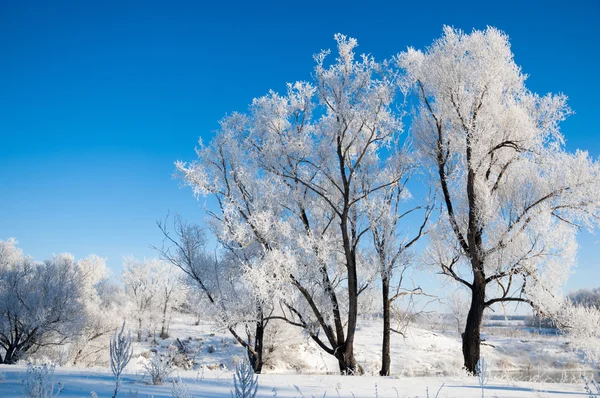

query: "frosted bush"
left=143, top=352, right=173, bottom=385
left=21, top=363, right=63, bottom=398
left=231, top=358, right=258, bottom=398
left=171, top=377, right=193, bottom=398
left=582, top=375, right=600, bottom=397
left=110, top=321, right=133, bottom=398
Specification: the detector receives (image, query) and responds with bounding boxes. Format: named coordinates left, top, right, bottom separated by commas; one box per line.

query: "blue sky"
left=1, top=0, right=599, bottom=294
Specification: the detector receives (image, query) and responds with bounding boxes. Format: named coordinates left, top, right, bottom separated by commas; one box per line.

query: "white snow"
left=0, top=313, right=593, bottom=397
left=0, top=364, right=587, bottom=397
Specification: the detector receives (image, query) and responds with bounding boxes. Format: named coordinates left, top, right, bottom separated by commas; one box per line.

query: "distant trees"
left=364, top=163, right=434, bottom=376
left=400, top=26, right=600, bottom=373
left=67, top=254, right=120, bottom=366
left=446, top=291, right=468, bottom=336
left=157, top=264, right=186, bottom=339
left=0, top=239, right=106, bottom=364
left=568, top=288, right=600, bottom=309
left=121, top=257, right=183, bottom=342
left=121, top=257, right=160, bottom=342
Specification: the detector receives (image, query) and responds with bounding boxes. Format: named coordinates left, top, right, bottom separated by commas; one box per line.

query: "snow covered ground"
left=0, top=313, right=594, bottom=397
left=0, top=365, right=588, bottom=397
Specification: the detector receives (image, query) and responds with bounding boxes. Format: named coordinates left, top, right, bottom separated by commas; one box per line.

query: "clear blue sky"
left=1, top=0, right=598, bottom=293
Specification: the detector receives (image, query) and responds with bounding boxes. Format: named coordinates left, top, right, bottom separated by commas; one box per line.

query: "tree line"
left=0, top=240, right=185, bottom=366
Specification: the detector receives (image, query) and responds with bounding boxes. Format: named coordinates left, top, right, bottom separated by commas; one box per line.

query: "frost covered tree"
left=446, top=290, right=469, bottom=336
left=121, top=257, right=163, bottom=342
left=156, top=215, right=270, bottom=373
left=568, top=288, right=600, bottom=309
left=364, top=164, right=434, bottom=376
left=110, top=321, right=133, bottom=398
left=67, top=254, right=119, bottom=366
left=177, top=34, right=410, bottom=374
left=0, top=239, right=100, bottom=364
left=400, top=26, right=600, bottom=373
left=156, top=262, right=185, bottom=339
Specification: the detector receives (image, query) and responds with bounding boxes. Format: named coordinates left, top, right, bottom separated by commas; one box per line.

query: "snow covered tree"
left=110, top=321, right=133, bottom=398
left=568, top=288, right=600, bottom=309
left=446, top=290, right=469, bottom=336
left=177, top=34, right=409, bottom=374
left=399, top=26, right=600, bottom=373
left=121, top=257, right=163, bottom=342
left=155, top=261, right=185, bottom=339
left=67, top=254, right=120, bottom=366
left=363, top=161, right=434, bottom=375
left=156, top=215, right=270, bottom=373
left=0, top=240, right=98, bottom=364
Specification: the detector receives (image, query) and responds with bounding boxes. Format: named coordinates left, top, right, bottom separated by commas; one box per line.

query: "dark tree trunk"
left=250, top=320, right=264, bottom=374
left=338, top=214, right=362, bottom=376
left=3, top=346, right=17, bottom=364
left=137, top=318, right=143, bottom=342
left=335, top=343, right=360, bottom=375
left=380, top=274, right=391, bottom=376
left=462, top=131, right=486, bottom=375
left=160, top=299, right=169, bottom=339
left=462, top=271, right=485, bottom=374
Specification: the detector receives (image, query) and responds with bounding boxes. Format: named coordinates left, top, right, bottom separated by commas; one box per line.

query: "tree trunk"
left=335, top=344, right=360, bottom=375
left=251, top=320, right=264, bottom=374
left=160, top=299, right=169, bottom=339
left=339, top=216, right=362, bottom=375
left=462, top=272, right=485, bottom=374
left=380, top=274, right=391, bottom=376
left=3, top=346, right=17, bottom=364
left=137, top=317, right=143, bottom=342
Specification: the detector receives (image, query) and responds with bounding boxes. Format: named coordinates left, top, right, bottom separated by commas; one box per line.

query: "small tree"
left=121, top=257, right=162, bottom=342
left=156, top=216, right=270, bottom=374
left=21, top=363, right=63, bottom=398
left=446, top=291, right=469, bottom=336
left=157, top=265, right=185, bottom=339
left=143, top=352, right=173, bottom=385
left=110, top=321, right=133, bottom=398
left=231, top=358, right=258, bottom=398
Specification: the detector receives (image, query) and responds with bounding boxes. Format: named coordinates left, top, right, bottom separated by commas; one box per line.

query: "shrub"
left=110, top=321, right=133, bottom=398
left=143, top=353, right=173, bottom=385
left=231, top=358, right=258, bottom=398
left=21, top=363, right=63, bottom=398
left=171, top=377, right=193, bottom=398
